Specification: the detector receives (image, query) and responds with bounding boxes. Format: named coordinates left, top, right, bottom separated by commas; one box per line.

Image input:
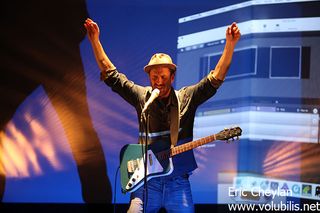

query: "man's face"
left=149, top=66, right=175, bottom=99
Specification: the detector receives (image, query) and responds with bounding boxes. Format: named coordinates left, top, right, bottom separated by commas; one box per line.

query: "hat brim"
left=144, top=63, right=177, bottom=73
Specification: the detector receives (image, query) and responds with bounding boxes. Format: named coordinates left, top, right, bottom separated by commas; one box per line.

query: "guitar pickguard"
left=125, top=149, right=173, bottom=192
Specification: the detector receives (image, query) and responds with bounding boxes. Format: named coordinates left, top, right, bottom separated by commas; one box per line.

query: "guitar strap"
left=170, top=90, right=180, bottom=147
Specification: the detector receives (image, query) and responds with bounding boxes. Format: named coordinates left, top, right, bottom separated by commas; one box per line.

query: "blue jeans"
left=127, top=175, right=194, bottom=213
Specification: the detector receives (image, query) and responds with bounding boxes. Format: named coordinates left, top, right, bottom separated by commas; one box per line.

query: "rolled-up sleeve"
left=207, top=69, right=224, bottom=89
left=101, top=69, right=145, bottom=108
left=181, top=77, right=218, bottom=108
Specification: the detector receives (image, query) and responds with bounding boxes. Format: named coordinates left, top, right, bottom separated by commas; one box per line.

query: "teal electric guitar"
left=119, top=126, right=242, bottom=193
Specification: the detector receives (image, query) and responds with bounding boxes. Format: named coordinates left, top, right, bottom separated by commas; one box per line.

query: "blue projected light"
left=226, top=47, right=257, bottom=78
left=270, top=47, right=301, bottom=78
left=201, top=47, right=257, bottom=80
left=176, top=0, right=320, bottom=204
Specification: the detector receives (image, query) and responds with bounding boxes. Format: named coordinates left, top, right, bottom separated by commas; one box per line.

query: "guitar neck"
left=170, top=134, right=216, bottom=157
left=154, top=127, right=241, bottom=160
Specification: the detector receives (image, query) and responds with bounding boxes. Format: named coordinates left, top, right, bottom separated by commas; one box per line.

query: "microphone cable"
left=113, top=166, right=120, bottom=213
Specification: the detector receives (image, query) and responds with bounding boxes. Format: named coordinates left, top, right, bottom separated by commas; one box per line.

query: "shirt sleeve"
left=100, top=69, right=145, bottom=108
left=181, top=76, right=219, bottom=108
left=207, top=69, right=224, bottom=89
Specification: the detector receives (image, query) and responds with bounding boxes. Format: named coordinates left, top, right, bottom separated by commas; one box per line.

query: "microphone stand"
left=139, top=88, right=158, bottom=212
left=140, top=110, right=150, bottom=213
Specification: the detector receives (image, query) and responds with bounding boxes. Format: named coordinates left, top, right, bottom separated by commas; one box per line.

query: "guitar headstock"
left=216, top=126, right=242, bottom=143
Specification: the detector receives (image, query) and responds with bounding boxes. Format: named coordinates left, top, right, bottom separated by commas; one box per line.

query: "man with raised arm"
left=84, top=17, right=240, bottom=213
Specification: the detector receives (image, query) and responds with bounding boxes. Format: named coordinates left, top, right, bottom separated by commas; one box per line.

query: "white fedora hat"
left=144, top=53, right=177, bottom=73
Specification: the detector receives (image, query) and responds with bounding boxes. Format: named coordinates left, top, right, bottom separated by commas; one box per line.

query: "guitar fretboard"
left=155, top=134, right=217, bottom=160
left=171, top=134, right=216, bottom=156
left=154, top=127, right=241, bottom=161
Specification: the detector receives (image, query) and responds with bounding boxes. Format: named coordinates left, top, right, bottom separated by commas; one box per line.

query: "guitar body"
left=120, top=143, right=173, bottom=193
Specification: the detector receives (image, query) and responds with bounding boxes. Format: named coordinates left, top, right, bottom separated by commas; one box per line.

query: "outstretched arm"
left=208, top=22, right=241, bottom=86
left=83, top=18, right=145, bottom=107
left=84, top=18, right=116, bottom=72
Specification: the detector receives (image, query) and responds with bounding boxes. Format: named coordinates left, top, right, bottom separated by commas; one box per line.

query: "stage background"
left=1, top=0, right=320, bottom=205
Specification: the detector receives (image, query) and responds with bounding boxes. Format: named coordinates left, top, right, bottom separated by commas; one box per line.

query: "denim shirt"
left=102, top=69, right=220, bottom=178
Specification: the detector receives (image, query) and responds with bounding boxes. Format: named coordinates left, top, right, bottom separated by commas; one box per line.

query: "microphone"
left=142, top=88, right=160, bottom=114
